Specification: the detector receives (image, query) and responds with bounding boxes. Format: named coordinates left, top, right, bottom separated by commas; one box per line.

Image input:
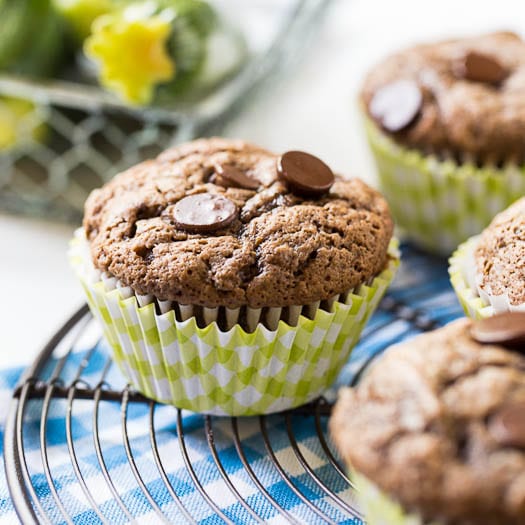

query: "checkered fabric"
left=365, top=118, right=525, bottom=255
left=0, top=244, right=465, bottom=524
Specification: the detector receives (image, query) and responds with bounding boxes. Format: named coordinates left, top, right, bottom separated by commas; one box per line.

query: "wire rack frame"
left=4, top=291, right=442, bottom=525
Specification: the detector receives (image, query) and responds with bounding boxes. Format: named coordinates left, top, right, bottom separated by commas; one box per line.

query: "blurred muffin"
left=450, top=196, right=525, bottom=319
left=70, top=137, right=399, bottom=415
left=361, top=31, right=525, bottom=254
left=331, top=314, right=525, bottom=525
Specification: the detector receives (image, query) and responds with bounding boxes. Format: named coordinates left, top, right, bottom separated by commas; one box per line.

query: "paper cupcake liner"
left=364, top=118, right=525, bottom=255
left=70, top=231, right=399, bottom=416
left=449, top=235, right=525, bottom=319
left=352, top=470, right=443, bottom=525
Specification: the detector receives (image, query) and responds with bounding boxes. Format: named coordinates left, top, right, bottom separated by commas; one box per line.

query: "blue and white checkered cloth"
left=0, top=246, right=464, bottom=524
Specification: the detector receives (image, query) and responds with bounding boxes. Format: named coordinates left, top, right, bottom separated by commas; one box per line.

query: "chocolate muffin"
left=360, top=31, right=525, bottom=254
left=331, top=313, right=525, bottom=525
left=71, top=137, right=399, bottom=415
left=450, top=196, right=525, bottom=319
left=84, top=137, right=393, bottom=310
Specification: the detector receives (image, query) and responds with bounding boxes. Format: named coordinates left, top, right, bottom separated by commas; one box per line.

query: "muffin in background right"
left=450, top=197, right=525, bottom=319
left=330, top=313, right=525, bottom=525
left=360, top=31, right=525, bottom=255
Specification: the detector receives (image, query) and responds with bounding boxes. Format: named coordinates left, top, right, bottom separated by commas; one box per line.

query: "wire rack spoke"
left=40, top=383, right=75, bottom=525
left=149, top=402, right=197, bottom=525
left=66, top=382, right=109, bottom=525
left=121, top=387, right=171, bottom=524
left=313, top=401, right=353, bottom=488
left=14, top=381, right=52, bottom=525
left=204, top=416, right=265, bottom=524
left=259, top=415, right=337, bottom=525
left=92, top=362, right=137, bottom=524
left=175, top=409, right=234, bottom=525
left=230, top=417, right=301, bottom=525
left=284, top=412, right=361, bottom=518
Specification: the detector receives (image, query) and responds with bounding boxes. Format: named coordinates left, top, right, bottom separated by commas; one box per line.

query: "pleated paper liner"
left=352, top=470, right=443, bottom=525
left=449, top=235, right=525, bottom=320
left=70, top=230, right=399, bottom=416
left=364, top=117, right=525, bottom=256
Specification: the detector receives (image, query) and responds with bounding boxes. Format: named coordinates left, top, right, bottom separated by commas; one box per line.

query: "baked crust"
left=83, top=138, right=393, bottom=308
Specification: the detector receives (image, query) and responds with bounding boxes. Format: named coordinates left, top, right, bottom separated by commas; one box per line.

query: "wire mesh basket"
left=0, top=0, right=328, bottom=223
left=4, top=244, right=464, bottom=524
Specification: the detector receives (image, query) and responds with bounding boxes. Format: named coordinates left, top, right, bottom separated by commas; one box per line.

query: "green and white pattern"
left=353, top=471, right=442, bottom=525
left=449, top=236, right=525, bottom=319
left=365, top=118, right=525, bottom=255
left=449, top=236, right=490, bottom=319
left=70, top=232, right=399, bottom=416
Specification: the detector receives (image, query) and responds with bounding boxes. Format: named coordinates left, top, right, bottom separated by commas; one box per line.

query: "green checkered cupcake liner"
left=449, top=235, right=525, bottom=320
left=364, top=118, right=525, bottom=255
left=352, top=470, right=443, bottom=525
left=70, top=230, right=399, bottom=416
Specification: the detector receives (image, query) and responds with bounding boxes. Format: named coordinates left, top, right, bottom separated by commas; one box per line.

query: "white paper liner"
left=457, top=235, right=525, bottom=315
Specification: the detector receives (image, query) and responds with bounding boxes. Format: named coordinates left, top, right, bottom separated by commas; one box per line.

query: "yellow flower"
left=85, top=10, right=175, bottom=105
left=0, top=97, right=45, bottom=151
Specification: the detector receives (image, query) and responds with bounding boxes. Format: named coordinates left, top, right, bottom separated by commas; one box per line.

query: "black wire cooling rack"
left=4, top=282, right=446, bottom=525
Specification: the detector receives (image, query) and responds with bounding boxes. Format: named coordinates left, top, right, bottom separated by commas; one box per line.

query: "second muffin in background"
left=361, top=31, right=525, bottom=255
left=450, top=196, right=525, bottom=319
left=71, top=138, right=398, bottom=416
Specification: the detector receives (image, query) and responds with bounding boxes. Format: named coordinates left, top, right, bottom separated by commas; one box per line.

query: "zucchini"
left=0, top=0, right=65, bottom=76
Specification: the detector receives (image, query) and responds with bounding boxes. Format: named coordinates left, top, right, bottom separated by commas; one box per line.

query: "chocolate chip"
left=454, top=51, right=508, bottom=85
left=172, top=194, right=237, bottom=233
left=489, top=401, right=525, bottom=448
left=277, top=151, right=334, bottom=197
left=213, top=163, right=259, bottom=190
left=369, top=80, right=422, bottom=132
left=470, top=312, right=525, bottom=350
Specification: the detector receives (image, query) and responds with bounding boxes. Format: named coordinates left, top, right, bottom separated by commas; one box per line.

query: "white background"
left=1, top=0, right=524, bottom=368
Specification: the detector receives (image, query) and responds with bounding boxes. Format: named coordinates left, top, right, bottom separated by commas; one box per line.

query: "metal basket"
left=0, top=0, right=328, bottom=222
left=4, top=243, right=459, bottom=524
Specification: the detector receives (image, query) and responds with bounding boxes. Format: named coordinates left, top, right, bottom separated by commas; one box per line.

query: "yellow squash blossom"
left=85, top=10, right=176, bottom=105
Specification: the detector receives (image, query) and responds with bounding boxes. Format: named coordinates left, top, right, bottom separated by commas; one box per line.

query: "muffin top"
left=84, top=138, right=393, bottom=308
left=361, top=31, right=525, bottom=163
left=330, top=314, right=525, bottom=525
left=475, top=197, right=525, bottom=306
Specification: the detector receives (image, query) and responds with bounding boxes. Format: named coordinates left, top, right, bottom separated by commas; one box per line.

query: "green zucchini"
left=0, top=0, right=65, bottom=77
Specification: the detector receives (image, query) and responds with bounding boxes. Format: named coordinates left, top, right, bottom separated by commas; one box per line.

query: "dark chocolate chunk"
left=470, top=312, right=525, bottom=350
left=489, top=401, right=525, bottom=448
left=277, top=150, right=334, bottom=196
left=213, top=163, right=259, bottom=190
left=454, top=51, right=508, bottom=85
left=172, top=193, right=237, bottom=233
left=369, top=80, right=422, bottom=132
